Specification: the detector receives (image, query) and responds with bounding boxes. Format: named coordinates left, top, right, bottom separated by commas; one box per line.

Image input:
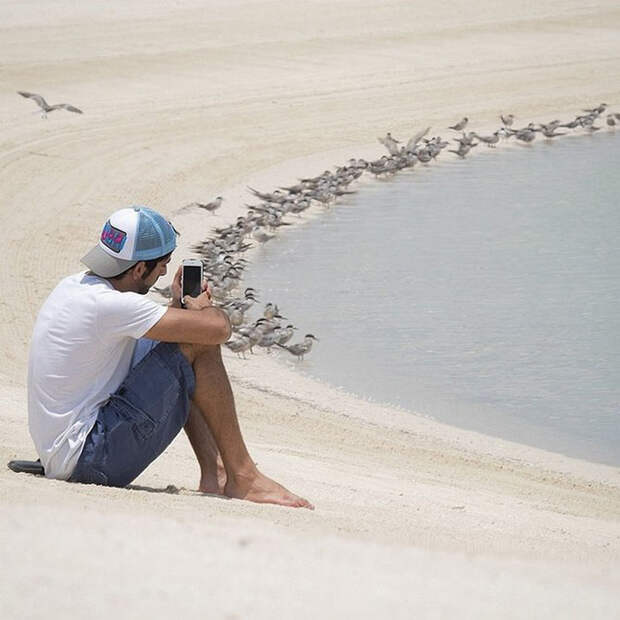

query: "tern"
left=582, top=103, right=607, bottom=115
left=378, top=133, right=401, bottom=156
left=179, top=197, right=223, bottom=215
left=580, top=117, right=600, bottom=132
left=515, top=129, right=536, bottom=143
left=449, top=117, right=468, bottom=131
left=196, top=196, right=223, bottom=214
left=405, top=127, right=431, bottom=152
left=153, top=284, right=173, bottom=299
left=253, top=228, right=275, bottom=243
left=276, top=334, right=319, bottom=360
left=225, top=336, right=252, bottom=359
left=257, top=326, right=282, bottom=352
left=18, top=91, right=83, bottom=117
left=539, top=126, right=565, bottom=138
left=472, top=131, right=500, bottom=147
left=263, top=302, right=280, bottom=320
left=276, top=324, right=297, bottom=345
left=448, top=142, right=477, bottom=158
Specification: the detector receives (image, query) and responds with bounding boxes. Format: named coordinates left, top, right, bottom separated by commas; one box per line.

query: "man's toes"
left=296, top=496, right=314, bottom=510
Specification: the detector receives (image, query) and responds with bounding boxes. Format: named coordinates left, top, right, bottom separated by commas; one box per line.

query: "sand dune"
left=1, top=1, right=619, bottom=617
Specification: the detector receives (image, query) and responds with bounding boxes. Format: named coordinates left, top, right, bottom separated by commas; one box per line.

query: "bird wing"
left=386, top=142, right=400, bottom=156
left=18, top=91, right=49, bottom=110
left=57, top=104, right=83, bottom=114
left=406, top=126, right=430, bottom=151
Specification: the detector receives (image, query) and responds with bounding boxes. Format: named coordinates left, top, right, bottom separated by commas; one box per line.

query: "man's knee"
left=178, top=342, right=222, bottom=365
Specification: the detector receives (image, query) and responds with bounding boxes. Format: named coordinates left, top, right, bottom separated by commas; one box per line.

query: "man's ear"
left=132, top=261, right=147, bottom=279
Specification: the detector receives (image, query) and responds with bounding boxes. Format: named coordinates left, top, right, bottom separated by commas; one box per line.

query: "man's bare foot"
left=225, top=470, right=314, bottom=510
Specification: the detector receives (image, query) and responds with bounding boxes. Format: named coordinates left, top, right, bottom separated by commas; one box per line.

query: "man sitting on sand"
left=27, top=206, right=312, bottom=509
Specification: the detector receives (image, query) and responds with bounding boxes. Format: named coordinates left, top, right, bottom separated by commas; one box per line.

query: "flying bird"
left=18, top=91, right=83, bottom=117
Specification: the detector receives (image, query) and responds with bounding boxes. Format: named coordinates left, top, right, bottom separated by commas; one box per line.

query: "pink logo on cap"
left=101, top=221, right=127, bottom=254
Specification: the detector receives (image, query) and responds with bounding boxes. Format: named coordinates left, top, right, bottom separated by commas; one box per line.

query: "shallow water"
left=243, top=131, right=620, bottom=466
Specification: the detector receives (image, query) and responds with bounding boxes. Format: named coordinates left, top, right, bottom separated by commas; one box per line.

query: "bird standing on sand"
left=448, top=143, right=477, bottom=158
left=263, top=302, right=280, bottom=320
left=253, top=228, right=275, bottom=244
left=500, top=114, right=514, bottom=127
left=538, top=125, right=565, bottom=138
left=515, top=128, right=536, bottom=143
left=225, top=336, right=252, bottom=359
left=378, top=133, right=401, bottom=156
left=277, top=334, right=319, bottom=360
left=380, top=132, right=400, bottom=144
left=449, top=117, right=468, bottom=131
left=153, top=284, right=173, bottom=299
left=580, top=116, right=601, bottom=132
left=276, top=324, right=297, bottom=345
left=18, top=91, right=83, bottom=117
left=583, top=103, right=607, bottom=115
left=472, top=131, right=500, bottom=147
left=257, top=326, right=282, bottom=352
left=181, top=197, right=223, bottom=215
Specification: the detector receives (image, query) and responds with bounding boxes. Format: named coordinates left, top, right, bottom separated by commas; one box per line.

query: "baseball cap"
left=81, top=206, right=177, bottom=277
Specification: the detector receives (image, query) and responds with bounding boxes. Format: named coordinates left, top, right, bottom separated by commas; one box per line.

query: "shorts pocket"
left=120, top=358, right=181, bottom=421
left=108, top=394, right=156, bottom=442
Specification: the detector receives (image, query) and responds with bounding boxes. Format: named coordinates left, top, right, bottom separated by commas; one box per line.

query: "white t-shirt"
left=27, top=272, right=167, bottom=480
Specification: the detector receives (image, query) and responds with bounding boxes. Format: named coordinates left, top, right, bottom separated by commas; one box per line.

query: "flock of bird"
left=18, top=91, right=618, bottom=361
left=162, top=102, right=617, bottom=361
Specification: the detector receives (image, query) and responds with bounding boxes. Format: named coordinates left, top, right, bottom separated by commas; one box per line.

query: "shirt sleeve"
left=96, top=290, right=167, bottom=341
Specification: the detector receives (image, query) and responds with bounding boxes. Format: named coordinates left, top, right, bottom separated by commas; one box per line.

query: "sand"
left=1, top=1, right=620, bottom=618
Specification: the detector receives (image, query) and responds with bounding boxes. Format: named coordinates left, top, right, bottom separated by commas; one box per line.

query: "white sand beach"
left=1, top=1, right=620, bottom=617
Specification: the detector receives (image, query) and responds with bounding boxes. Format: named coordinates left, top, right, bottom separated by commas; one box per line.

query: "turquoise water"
left=243, top=132, right=620, bottom=466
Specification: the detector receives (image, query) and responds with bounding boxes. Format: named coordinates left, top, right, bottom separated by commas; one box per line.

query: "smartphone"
left=181, top=259, right=203, bottom=307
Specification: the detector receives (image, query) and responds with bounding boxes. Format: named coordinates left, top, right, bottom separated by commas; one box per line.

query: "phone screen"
left=182, top=265, right=202, bottom=299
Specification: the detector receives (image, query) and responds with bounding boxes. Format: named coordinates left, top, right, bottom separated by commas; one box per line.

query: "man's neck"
left=87, top=271, right=134, bottom=293
left=106, top=277, right=134, bottom=293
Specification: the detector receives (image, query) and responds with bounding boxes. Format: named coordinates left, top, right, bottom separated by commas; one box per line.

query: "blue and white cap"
left=81, top=206, right=177, bottom=277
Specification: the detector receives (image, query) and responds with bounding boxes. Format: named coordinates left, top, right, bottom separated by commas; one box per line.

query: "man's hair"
left=109, top=252, right=172, bottom=281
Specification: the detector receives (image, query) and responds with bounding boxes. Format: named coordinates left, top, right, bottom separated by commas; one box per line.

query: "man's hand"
left=183, top=289, right=212, bottom=310
left=171, top=265, right=212, bottom=310
left=171, top=265, right=183, bottom=307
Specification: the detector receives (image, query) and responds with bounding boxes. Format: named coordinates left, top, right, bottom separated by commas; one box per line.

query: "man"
left=28, top=206, right=312, bottom=509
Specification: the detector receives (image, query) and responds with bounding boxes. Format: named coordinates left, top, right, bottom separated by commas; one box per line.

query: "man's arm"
left=144, top=305, right=231, bottom=345
left=144, top=265, right=231, bottom=345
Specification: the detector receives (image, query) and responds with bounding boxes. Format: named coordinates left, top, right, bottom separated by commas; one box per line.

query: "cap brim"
left=81, top=244, right=137, bottom=278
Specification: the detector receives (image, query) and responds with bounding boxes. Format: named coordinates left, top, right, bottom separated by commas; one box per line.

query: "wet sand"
left=1, top=1, right=620, bottom=617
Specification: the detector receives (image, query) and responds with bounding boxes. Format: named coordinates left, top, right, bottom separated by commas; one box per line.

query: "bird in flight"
left=17, top=91, right=83, bottom=118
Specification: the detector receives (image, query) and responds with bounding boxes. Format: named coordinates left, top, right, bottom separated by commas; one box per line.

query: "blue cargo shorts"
left=70, top=340, right=195, bottom=488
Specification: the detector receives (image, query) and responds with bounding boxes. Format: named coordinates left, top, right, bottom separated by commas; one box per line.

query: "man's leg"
left=178, top=342, right=313, bottom=509
left=184, top=403, right=226, bottom=494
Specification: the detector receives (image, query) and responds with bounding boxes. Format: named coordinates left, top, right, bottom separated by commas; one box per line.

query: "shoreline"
left=168, top=118, right=619, bottom=474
